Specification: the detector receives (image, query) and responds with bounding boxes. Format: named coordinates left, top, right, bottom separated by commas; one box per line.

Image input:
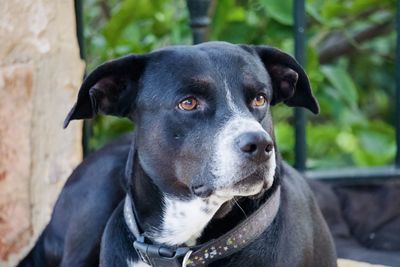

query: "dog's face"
left=136, top=43, right=278, bottom=199
left=65, top=42, right=319, bottom=200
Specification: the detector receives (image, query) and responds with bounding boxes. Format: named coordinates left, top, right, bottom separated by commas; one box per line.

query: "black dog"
left=19, top=42, right=336, bottom=267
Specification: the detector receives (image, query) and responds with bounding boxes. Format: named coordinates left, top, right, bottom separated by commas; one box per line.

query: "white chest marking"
left=151, top=194, right=228, bottom=246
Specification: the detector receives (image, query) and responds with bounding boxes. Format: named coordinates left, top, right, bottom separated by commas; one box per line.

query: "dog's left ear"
left=64, top=54, right=147, bottom=128
left=244, top=45, right=319, bottom=114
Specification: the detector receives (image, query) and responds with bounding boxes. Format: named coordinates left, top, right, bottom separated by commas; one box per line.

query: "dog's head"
left=65, top=42, right=318, bottom=200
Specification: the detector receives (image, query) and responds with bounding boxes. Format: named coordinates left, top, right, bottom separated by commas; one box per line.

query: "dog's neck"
left=126, top=143, right=281, bottom=247
left=128, top=159, right=232, bottom=246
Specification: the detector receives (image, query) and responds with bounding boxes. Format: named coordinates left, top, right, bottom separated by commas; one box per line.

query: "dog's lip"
left=233, top=171, right=261, bottom=186
left=233, top=173, right=263, bottom=187
left=232, top=166, right=268, bottom=186
left=212, top=166, right=272, bottom=198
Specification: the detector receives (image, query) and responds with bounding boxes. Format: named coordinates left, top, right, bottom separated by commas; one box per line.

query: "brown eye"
left=178, top=97, right=198, bottom=111
left=251, top=94, right=267, bottom=107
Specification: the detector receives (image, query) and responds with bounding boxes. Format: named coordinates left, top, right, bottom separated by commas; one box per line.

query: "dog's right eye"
left=251, top=94, right=267, bottom=108
left=178, top=97, right=199, bottom=111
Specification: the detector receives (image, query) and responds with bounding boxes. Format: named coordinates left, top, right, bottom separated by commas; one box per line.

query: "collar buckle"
left=133, top=236, right=192, bottom=267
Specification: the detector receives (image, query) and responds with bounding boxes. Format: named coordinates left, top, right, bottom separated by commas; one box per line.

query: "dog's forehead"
left=147, top=42, right=268, bottom=83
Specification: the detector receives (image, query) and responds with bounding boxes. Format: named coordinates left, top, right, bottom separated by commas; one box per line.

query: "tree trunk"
left=0, top=1, right=84, bottom=266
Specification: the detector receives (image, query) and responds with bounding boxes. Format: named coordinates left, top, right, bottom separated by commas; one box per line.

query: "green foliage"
left=262, top=0, right=293, bottom=25
left=84, top=0, right=191, bottom=70
left=83, top=0, right=396, bottom=169
left=89, top=117, right=134, bottom=150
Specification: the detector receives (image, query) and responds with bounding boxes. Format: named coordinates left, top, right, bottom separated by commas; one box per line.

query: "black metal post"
left=75, top=0, right=85, bottom=60
left=293, top=0, right=307, bottom=171
left=396, top=0, right=400, bottom=168
left=186, top=0, right=212, bottom=44
left=75, top=0, right=91, bottom=157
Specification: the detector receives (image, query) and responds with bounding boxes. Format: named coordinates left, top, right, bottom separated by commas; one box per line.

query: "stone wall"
left=0, top=1, right=84, bottom=266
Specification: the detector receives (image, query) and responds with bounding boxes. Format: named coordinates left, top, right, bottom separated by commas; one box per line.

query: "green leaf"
left=321, top=65, right=359, bottom=110
left=261, top=0, right=293, bottom=25
left=102, top=0, right=163, bottom=46
left=226, top=7, right=246, bottom=22
left=336, top=132, right=357, bottom=152
left=352, top=121, right=396, bottom=166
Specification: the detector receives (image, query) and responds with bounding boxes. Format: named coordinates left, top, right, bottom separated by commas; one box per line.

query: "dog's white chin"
left=214, top=160, right=276, bottom=199
left=215, top=179, right=266, bottom=199
left=212, top=146, right=277, bottom=198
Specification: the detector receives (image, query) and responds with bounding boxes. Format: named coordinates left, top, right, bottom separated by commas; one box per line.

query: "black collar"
left=123, top=186, right=281, bottom=267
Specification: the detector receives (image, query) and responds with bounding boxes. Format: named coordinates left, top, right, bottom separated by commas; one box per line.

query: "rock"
left=0, top=1, right=84, bottom=266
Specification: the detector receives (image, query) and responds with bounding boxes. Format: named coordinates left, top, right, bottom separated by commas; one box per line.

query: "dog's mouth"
left=192, top=153, right=276, bottom=199
left=234, top=170, right=267, bottom=193
left=233, top=172, right=263, bottom=187
left=213, top=168, right=270, bottom=199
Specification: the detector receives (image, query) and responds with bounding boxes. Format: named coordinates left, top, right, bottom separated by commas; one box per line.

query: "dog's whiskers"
left=233, top=197, right=247, bottom=219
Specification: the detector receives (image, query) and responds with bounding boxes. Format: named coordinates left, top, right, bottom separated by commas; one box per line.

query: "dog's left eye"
left=251, top=94, right=267, bottom=107
left=178, top=97, right=199, bottom=111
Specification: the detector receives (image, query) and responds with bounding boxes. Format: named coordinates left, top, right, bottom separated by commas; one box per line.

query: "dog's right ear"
left=242, top=45, right=319, bottom=114
left=64, top=54, right=147, bottom=128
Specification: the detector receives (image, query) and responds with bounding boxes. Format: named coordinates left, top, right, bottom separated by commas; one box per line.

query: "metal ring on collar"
left=182, top=250, right=193, bottom=267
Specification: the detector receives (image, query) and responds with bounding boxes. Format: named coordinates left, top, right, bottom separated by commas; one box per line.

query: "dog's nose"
left=236, top=131, right=273, bottom=162
left=191, top=184, right=213, bottom=198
